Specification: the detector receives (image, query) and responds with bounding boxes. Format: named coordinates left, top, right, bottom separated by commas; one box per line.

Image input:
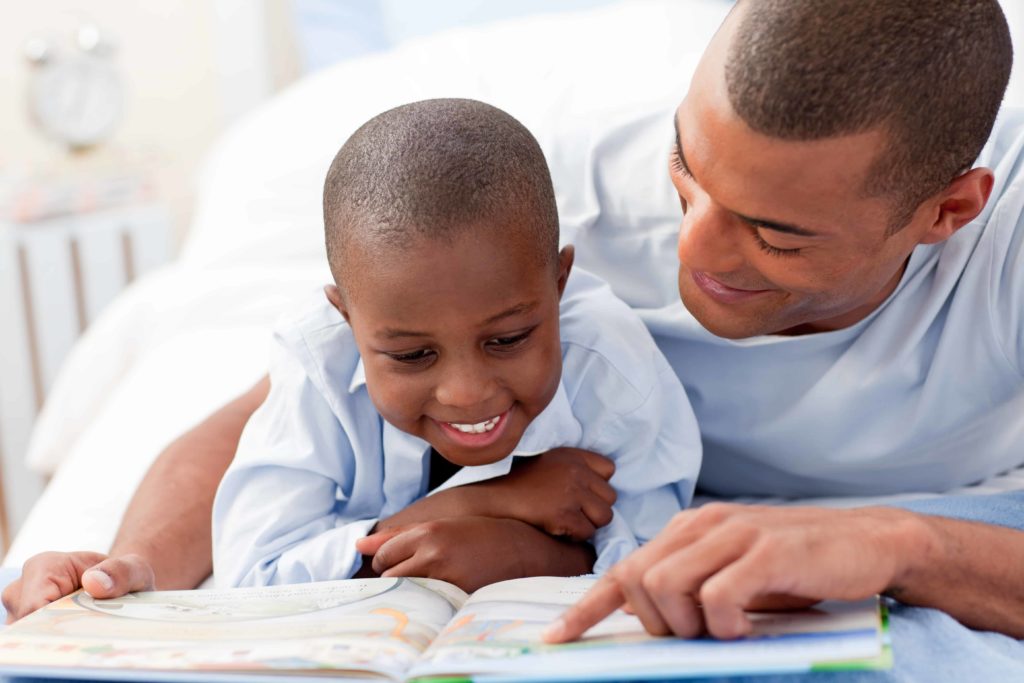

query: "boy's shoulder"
left=558, top=268, right=674, bottom=414
left=272, top=290, right=362, bottom=398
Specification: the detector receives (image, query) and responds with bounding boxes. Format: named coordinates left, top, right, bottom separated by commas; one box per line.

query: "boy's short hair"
left=726, top=0, right=1012, bottom=232
left=323, top=98, right=559, bottom=287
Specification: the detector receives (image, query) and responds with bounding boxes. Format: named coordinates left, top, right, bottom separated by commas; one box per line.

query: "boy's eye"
left=486, top=329, right=533, bottom=351
left=385, top=349, right=435, bottom=364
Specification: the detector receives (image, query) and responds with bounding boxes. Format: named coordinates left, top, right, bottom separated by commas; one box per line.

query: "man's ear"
left=918, top=167, right=994, bottom=245
left=324, top=284, right=350, bottom=322
left=556, top=244, right=575, bottom=299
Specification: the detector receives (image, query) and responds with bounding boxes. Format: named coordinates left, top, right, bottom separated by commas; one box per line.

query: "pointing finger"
left=542, top=576, right=625, bottom=643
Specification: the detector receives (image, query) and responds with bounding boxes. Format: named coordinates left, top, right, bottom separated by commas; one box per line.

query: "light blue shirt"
left=568, top=107, right=1024, bottom=499
left=212, top=269, right=701, bottom=588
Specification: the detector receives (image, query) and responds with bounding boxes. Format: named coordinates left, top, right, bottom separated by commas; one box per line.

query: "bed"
left=7, top=1, right=1024, bottom=679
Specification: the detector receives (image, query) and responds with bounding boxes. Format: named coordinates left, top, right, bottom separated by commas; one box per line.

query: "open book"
left=0, top=576, right=890, bottom=682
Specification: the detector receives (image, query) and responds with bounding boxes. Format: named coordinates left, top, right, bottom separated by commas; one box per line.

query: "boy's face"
left=329, top=227, right=572, bottom=467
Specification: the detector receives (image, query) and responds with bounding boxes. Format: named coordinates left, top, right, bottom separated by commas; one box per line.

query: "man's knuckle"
left=696, top=502, right=733, bottom=523
left=640, top=570, right=665, bottom=596
left=698, top=580, right=731, bottom=608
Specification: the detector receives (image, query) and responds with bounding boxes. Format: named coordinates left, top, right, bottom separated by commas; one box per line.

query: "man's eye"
left=386, top=349, right=434, bottom=364
left=670, top=147, right=693, bottom=180
left=752, top=228, right=802, bottom=257
left=487, top=330, right=532, bottom=350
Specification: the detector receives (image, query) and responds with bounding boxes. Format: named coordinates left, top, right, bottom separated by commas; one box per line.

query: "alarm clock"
left=25, top=25, right=124, bottom=151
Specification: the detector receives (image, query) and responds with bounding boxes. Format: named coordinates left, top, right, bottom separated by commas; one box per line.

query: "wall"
left=0, top=1, right=298, bottom=249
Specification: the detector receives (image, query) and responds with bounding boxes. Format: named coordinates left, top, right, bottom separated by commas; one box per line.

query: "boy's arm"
left=584, top=350, right=702, bottom=574
left=212, top=340, right=377, bottom=587
left=3, top=377, right=269, bottom=621
left=371, top=448, right=618, bottom=541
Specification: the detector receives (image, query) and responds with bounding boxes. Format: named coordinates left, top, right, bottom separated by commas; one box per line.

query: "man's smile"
left=691, top=270, right=773, bottom=304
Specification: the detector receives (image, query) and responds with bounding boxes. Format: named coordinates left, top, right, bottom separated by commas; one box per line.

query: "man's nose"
left=677, top=203, right=744, bottom=274
left=434, top=357, right=495, bottom=408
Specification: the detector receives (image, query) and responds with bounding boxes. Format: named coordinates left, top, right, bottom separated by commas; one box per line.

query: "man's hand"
left=543, top=503, right=930, bottom=642
left=474, top=448, right=617, bottom=540
left=357, top=516, right=596, bottom=593
left=2, top=551, right=156, bottom=623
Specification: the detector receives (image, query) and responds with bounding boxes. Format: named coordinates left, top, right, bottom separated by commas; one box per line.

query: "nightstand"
left=0, top=201, right=172, bottom=548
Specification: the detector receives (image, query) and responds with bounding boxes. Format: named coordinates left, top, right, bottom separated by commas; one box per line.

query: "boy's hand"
left=476, top=448, right=617, bottom=540
left=2, top=551, right=156, bottom=623
left=357, top=516, right=595, bottom=593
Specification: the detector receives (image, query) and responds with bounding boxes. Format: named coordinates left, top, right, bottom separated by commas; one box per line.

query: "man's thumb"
left=82, top=554, right=156, bottom=599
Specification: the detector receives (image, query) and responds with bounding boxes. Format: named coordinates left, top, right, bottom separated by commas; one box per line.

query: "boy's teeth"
left=447, top=415, right=501, bottom=434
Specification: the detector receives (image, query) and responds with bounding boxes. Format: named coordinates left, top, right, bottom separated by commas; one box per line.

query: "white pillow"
left=179, top=0, right=728, bottom=272
left=24, top=263, right=330, bottom=476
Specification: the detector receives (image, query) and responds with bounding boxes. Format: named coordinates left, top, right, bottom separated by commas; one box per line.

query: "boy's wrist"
left=436, top=483, right=503, bottom=519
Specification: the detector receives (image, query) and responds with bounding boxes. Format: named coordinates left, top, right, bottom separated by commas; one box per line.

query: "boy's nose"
left=434, top=362, right=495, bottom=408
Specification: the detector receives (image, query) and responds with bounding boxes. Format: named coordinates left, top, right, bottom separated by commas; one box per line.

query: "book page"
left=0, top=577, right=467, bottom=682
left=408, top=577, right=885, bottom=680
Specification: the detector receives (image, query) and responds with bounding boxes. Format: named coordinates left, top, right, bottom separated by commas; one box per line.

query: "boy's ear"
left=324, top=284, right=350, bottom=322
left=918, top=167, right=994, bottom=245
left=556, top=245, right=575, bottom=299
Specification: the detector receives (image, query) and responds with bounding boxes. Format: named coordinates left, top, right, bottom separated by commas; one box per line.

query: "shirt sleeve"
left=212, top=330, right=378, bottom=588
left=562, top=336, right=702, bottom=574
left=591, top=350, right=702, bottom=574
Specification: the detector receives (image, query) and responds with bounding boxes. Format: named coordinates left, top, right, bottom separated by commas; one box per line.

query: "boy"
left=212, top=98, right=701, bottom=591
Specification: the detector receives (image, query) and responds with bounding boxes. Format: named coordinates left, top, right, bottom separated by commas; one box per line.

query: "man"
left=6, top=0, right=1024, bottom=649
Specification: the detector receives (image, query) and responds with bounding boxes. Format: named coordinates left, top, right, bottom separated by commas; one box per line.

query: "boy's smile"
left=328, top=225, right=573, bottom=468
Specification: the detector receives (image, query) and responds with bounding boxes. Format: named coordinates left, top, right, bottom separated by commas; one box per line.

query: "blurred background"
left=1, top=0, right=1024, bottom=553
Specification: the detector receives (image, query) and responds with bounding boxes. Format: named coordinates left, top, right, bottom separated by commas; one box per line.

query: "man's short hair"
left=323, top=98, right=559, bottom=285
left=725, top=0, right=1012, bottom=231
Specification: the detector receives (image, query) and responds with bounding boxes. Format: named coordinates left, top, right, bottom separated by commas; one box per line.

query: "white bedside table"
left=0, top=203, right=172, bottom=547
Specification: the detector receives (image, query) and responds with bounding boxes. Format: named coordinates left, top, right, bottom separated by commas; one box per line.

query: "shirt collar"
left=348, top=358, right=368, bottom=394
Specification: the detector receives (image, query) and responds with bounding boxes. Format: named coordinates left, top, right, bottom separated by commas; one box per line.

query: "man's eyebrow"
left=484, top=301, right=538, bottom=325
left=735, top=213, right=819, bottom=238
left=673, top=115, right=819, bottom=239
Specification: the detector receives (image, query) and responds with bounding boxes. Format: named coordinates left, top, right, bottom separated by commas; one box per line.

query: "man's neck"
left=776, top=258, right=910, bottom=336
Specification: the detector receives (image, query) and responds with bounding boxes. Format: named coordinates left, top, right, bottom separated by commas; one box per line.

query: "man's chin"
left=679, top=288, right=777, bottom=340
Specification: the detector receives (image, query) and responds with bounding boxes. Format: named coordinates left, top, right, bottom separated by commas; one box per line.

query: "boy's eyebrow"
left=483, top=301, right=538, bottom=325
left=379, top=328, right=430, bottom=339
left=376, top=302, right=539, bottom=340
left=671, top=116, right=819, bottom=239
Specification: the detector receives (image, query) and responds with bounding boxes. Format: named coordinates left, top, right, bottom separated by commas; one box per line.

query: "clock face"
left=29, top=53, right=124, bottom=149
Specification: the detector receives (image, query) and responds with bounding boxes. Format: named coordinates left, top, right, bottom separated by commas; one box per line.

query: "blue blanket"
left=0, top=494, right=1021, bottom=682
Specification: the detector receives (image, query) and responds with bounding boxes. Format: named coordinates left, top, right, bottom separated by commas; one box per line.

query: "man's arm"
left=112, top=376, right=270, bottom=589
left=544, top=503, right=1024, bottom=643
left=2, top=377, right=269, bottom=621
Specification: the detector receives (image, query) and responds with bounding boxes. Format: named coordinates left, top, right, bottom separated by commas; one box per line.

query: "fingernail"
left=542, top=618, right=565, bottom=642
left=84, top=569, right=113, bottom=591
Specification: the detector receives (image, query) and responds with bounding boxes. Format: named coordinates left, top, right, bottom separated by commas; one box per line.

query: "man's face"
left=336, top=229, right=570, bottom=467
left=670, top=24, right=942, bottom=339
